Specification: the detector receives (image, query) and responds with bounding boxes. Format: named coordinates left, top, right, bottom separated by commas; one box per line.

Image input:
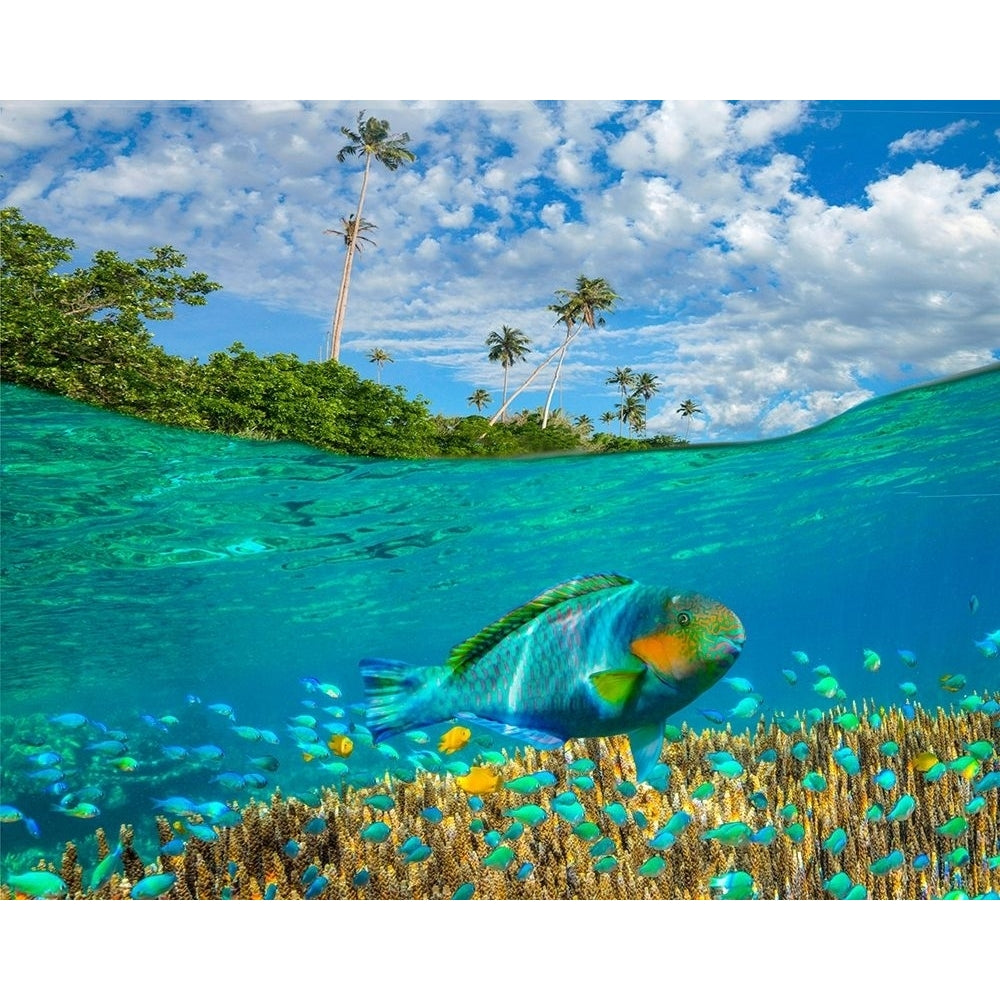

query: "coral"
left=3, top=696, right=998, bottom=900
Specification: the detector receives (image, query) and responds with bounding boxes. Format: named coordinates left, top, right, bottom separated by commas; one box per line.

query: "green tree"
left=485, top=324, right=531, bottom=422
left=0, top=206, right=220, bottom=409
left=676, top=397, right=702, bottom=439
left=368, top=347, right=393, bottom=383
left=467, top=388, right=492, bottom=412
left=573, top=414, right=594, bottom=439
left=328, top=112, right=416, bottom=363
left=600, top=410, right=617, bottom=427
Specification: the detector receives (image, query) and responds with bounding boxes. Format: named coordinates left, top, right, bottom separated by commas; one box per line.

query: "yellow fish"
left=328, top=734, right=354, bottom=758
left=438, top=725, right=472, bottom=754
left=455, top=766, right=501, bottom=795
left=911, top=751, right=939, bottom=772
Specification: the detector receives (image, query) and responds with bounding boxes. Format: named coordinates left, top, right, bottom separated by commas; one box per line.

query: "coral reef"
left=3, top=698, right=998, bottom=899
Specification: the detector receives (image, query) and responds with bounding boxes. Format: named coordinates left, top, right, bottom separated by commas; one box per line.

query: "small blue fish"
left=749, top=825, right=777, bottom=846
left=130, top=873, right=177, bottom=899
left=207, top=703, right=236, bottom=720
left=304, top=875, right=329, bottom=898
left=823, top=828, right=848, bottom=855
left=869, top=850, right=905, bottom=876
left=873, top=769, right=897, bottom=790
left=897, top=649, right=917, bottom=668
left=303, top=817, right=328, bottom=835
left=698, top=709, right=727, bottom=724
left=49, top=713, right=89, bottom=728
left=781, top=669, right=798, bottom=685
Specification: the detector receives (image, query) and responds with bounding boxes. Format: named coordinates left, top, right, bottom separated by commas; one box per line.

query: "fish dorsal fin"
left=446, top=574, right=634, bottom=675
left=590, top=667, right=645, bottom=706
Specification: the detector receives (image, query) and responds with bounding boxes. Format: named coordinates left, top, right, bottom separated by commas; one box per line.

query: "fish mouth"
left=710, top=633, right=745, bottom=665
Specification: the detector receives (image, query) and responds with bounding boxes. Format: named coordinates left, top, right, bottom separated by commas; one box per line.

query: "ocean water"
left=1, top=366, right=999, bottom=883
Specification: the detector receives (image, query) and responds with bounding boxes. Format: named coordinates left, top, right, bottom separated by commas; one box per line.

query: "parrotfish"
left=360, top=574, right=745, bottom=782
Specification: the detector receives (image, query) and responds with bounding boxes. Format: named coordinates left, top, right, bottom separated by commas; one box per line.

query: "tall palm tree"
left=368, top=347, right=393, bottom=384
left=485, top=325, right=531, bottom=422
left=676, top=398, right=702, bottom=440
left=574, top=414, right=594, bottom=437
left=540, top=276, right=621, bottom=429
left=488, top=275, right=620, bottom=428
left=606, top=366, right=636, bottom=435
left=468, top=388, right=492, bottom=413
left=327, top=111, right=416, bottom=363
left=600, top=411, right=617, bottom=428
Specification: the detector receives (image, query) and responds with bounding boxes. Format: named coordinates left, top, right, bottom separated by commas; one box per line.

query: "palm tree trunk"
left=540, top=333, right=574, bottom=429
left=500, top=366, right=509, bottom=422
left=328, top=153, right=373, bottom=362
left=487, top=339, right=571, bottom=426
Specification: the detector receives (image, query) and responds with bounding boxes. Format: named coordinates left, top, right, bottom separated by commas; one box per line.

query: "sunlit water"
left=2, top=367, right=998, bottom=877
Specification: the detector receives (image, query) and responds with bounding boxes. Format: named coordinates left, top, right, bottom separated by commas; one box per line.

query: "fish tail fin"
left=360, top=658, right=447, bottom=742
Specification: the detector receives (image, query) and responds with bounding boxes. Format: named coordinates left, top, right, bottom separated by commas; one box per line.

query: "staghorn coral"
left=2, top=697, right=998, bottom=900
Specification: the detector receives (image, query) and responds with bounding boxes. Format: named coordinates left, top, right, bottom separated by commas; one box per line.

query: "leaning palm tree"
left=368, top=347, right=393, bottom=384
left=327, top=111, right=416, bottom=362
left=540, top=276, right=621, bottom=429
left=467, top=389, right=492, bottom=413
left=606, top=366, right=636, bottom=435
left=485, top=325, right=531, bottom=422
left=488, top=275, right=620, bottom=428
left=676, top=398, right=702, bottom=439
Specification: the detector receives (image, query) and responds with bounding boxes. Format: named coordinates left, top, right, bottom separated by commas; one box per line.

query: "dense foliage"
left=1, top=209, right=686, bottom=458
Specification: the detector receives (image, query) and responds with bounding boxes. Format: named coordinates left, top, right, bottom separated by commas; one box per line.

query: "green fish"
left=360, top=575, right=745, bottom=781
left=504, top=804, right=548, bottom=828
left=701, top=821, right=753, bottom=846
left=5, top=871, right=67, bottom=899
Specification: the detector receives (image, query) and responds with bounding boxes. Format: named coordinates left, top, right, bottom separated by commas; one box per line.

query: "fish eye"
left=677, top=611, right=691, bottom=626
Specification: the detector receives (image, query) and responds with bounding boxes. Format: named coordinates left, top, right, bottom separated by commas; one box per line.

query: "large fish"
left=360, top=574, right=745, bottom=781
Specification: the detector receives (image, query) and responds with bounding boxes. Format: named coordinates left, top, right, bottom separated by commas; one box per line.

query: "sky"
left=1, top=18, right=999, bottom=446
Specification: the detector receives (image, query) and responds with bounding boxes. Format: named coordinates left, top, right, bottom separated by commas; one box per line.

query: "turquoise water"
left=1, top=367, right=999, bottom=878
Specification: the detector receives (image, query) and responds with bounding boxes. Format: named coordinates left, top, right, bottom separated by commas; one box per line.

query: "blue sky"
left=2, top=13, right=999, bottom=441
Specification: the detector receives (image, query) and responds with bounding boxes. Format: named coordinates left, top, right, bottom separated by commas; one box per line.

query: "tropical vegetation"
left=1, top=208, right=691, bottom=459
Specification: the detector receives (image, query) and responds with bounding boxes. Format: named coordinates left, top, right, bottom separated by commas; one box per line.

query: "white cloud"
left=888, top=119, right=977, bottom=155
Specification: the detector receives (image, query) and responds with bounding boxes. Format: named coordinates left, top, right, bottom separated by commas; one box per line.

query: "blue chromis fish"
left=360, top=574, right=744, bottom=782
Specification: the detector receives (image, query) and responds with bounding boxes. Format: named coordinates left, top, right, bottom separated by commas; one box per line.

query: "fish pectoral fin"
left=628, top=723, right=666, bottom=783
left=589, top=667, right=645, bottom=706
left=456, top=712, right=564, bottom=750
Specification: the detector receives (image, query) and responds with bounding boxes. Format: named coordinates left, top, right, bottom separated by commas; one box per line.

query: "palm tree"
left=468, top=388, right=492, bottom=413
left=676, top=398, right=702, bottom=439
left=325, top=214, right=378, bottom=252
left=540, top=276, right=621, bottom=428
left=485, top=325, right=531, bottom=422
left=488, top=275, right=620, bottom=428
left=327, top=111, right=416, bottom=363
left=368, top=347, right=393, bottom=384
left=633, top=372, right=661, bottom=403
left=600, top=411, right=617, bottom=428
left=574, top=414, right=594, bottom=438
left=618, top=395, right=646, bottom=439
left=606, top=366, right=636, bottom=435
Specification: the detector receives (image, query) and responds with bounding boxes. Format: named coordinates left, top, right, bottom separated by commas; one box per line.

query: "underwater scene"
left=1, top=365, right=998, bottom=900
